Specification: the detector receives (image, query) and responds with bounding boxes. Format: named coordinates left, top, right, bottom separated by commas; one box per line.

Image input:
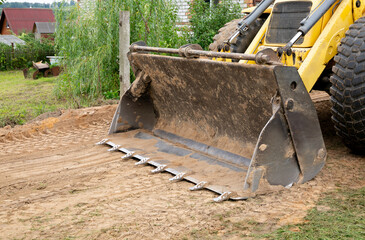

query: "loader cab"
left=249, top=0, right=341, bottom=68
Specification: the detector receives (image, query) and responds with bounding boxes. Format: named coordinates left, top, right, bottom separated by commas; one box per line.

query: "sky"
left=6, top=0, right=67, bottom=3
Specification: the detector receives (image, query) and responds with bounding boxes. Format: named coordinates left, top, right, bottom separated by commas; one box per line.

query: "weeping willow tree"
left=54, top=0, right=185, bottom=106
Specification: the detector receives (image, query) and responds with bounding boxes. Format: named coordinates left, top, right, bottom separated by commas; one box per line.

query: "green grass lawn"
left=0, top=70, right=67, bottom=127
left=181, top=187, right=365, bottom=240
left=261, top=187, right=365, bottom=239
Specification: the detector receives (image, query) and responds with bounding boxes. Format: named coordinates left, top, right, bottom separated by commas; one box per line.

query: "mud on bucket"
left=106, top=48, right=326, bottom=200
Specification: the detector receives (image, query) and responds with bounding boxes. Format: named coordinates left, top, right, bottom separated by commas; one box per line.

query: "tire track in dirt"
left=0, top=150, right=117, bottom=184
left=0, top=124, right=106, bottom=155
left=0, top=126, right=111, bottom=182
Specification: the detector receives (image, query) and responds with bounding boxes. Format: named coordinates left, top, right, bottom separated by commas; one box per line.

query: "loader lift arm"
left=225, top=0, right=275, bottom=47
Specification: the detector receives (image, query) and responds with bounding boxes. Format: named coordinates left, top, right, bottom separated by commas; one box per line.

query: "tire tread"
left=330, top=17, right=365, bottom=153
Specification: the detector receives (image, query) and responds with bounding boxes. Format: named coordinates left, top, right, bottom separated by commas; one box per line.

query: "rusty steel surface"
left=131, top=44, right=256, bottom=61
left=31, top=61, right=53, bottom=79
left=51, top=66, right=61, bottom=77
left=130, top=43, right=281, bottom=65
left=22, top=68, right=29, bottom=79
left=44, top=69, right=52, bottom=77
left=32, top=70, right=40, bottom=80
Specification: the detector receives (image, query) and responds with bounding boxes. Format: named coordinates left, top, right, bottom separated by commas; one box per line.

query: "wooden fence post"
left=11, top=43, right=14, bottom=68
left=109, top=11, right=130, bottom=134
left=119, top=11, right=130, bottom=96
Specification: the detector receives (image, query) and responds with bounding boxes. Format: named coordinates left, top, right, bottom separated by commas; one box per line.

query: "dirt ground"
left=0, top=97, right=364, bottom=239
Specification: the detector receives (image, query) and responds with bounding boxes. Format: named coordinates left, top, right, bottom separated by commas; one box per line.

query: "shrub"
left=54, top=0, right=186, bottom=105
left=187, top=0, right=242, bottom=50
left=0, top=33, right=55, bottom=71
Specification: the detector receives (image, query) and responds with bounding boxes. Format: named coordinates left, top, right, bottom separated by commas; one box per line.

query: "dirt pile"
left=0, top=105, right=116, bottom=143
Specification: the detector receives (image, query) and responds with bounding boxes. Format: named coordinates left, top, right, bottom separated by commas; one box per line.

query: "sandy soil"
left=0, top=97, right=364, bottom=239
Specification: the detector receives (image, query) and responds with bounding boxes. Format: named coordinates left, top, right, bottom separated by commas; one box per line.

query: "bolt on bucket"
left=103, top=43, right=326, bottom=200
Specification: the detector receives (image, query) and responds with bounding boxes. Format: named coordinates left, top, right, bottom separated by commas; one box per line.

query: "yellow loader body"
left=244, top=0, right=365, bottom=91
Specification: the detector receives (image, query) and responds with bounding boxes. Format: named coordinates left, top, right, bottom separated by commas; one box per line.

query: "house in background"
left=175, top=0, right=247, bottom=28
left=33, top=22, right=55, bottom=42
left=0, top=8, right=55, bottom=35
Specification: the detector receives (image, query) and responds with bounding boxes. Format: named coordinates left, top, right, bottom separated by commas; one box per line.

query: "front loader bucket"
left=101, top=45, right=326, bottom=201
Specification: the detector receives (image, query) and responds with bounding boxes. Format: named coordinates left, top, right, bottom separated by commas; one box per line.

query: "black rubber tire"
left=209, top=19, right=241, bottom=52
left=230, top=18, right=264, bottom=53
left=330, top=17, right=365, bottom=153
left=209, top=18, right=264, bottom=54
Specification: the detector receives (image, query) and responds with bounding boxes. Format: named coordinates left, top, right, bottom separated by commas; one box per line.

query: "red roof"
left=0, top=8, right=55, bottom=35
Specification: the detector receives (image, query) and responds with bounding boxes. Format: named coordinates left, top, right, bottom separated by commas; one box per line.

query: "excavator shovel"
left=97, top=43, right=326, bottom=201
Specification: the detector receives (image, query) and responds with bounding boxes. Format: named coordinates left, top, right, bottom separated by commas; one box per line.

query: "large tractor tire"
left=330, top=17, right=365, bottom=153
left=209, top=18, right=264, bottom=53
left=209, top=19, right=241, bottom=52
left=230, top=18, right=264, bottom=53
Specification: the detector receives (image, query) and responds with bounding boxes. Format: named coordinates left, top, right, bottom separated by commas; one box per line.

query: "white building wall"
left=174, top=0, right=247, bottom=25
left=175, top=0, right=190, bottom=25
left=77, top=0, right=96, bottom=11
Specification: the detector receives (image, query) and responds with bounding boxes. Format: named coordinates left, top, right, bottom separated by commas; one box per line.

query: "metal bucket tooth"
left=151, top=164, right=167, bottom=173
left=213, top=192, right=232, bottom=202
left=108, top=144, right=121, bottom=152
left=169, top=172, right=186, bottom=182
left=96, top=138, right=109, bottom=145
left=189, top=181, right=207, bottom=191
left=121, top=151, right=135, bottom=159
left=135, top=157, right=150, bottom=165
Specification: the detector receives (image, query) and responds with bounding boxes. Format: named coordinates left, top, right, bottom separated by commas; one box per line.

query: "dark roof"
left=0, top=35, right=26, bottom=46
left=33, top=22, right=55, bottom=34
left=0, top=8, right=55, bottom=35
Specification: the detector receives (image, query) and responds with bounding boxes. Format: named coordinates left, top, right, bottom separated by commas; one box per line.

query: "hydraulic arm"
left=226, top=0, right=274, bottom=46
left=282, top=0, right=339, bottom=54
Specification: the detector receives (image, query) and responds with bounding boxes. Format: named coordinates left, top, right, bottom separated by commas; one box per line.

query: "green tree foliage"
left=0, top=33, right=54, bottom=71
left=188, top=0, right=242, bottom=50
left=0, top=1, right=75, bottom=10
left=54, top=0, right=185, bottom=105
left=0, top=2, right=50, bottom=9
left=51, top=1, right=75, bottom=8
